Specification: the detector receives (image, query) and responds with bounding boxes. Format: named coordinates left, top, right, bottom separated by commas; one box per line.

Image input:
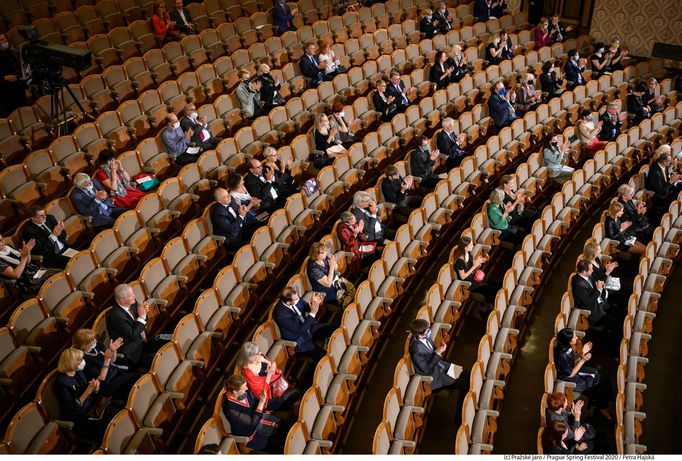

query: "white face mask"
left=0, top=42, right=9, bottom=51
left=85, top=185, right=94, bottom=193
left=189, top=111, right=198, bottom=121
left=173, top=121, right=181, bottom=129
left=424, top=328, right=432, bottom=339
left=338, top=111, right=345, bottom=117
left=77, top=360, right=86, bottom=371
left=89, top=341, right=97, bottom=352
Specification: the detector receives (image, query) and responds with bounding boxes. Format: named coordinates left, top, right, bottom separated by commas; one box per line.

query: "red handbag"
left=473, top=269, right=485, bottom=282
left=270, top=373, right=290, bottom=399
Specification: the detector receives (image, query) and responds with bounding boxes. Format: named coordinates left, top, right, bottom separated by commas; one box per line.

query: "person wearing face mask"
left=409, top=135, right=442, bottom=189
left=273, top=287, right=337, bottom=360
left=514, top=73, right=542, bottom=114
left=257, top=64, right=285, bottom=111
left=70, top=172, right=127, bottom=231
left=488, top=81, right=518, bottom=129
left=446, top=45, right=472, bottom=83
left=598, top=102, right=627, bottom=142
left=419, top=9, right=439, bottom=40
left=0, top=235, right=59, bottom=297
left=577, top=108, right=606, bottom=155
left=72, top=329, right=141, bottom=401
left=607, top=38, right=628, bottom=71
left=235, top=70, right=264, bottom=119
left=161, top=112, right=199, bottom=165
left=94, top=149, right=145, bottom=209
left=351, top=191, right=395, bottom=244
left=272, top=0, right=297, bottom=35
left=408, top=319, right=468, bottom=392
left=54, top=348, right=123, bottom=438
left=627, top=83, right=652, bottom=125
left=221, top=374, right=288, bottom=453
left=534, top=17, right=552, bottom=50
left=564, top=49, right=586, bottom=90
left=436, top=118, right=467, bottom=171
left=0, top=33, right=27, bottom=117
left=540, top=60, right=565, bottom=99
left=327, top=99, right=356, bottom=148
left=589, top=43, right=612, bottom=78
left=542, top=134, right=574, bottom=184
left=180, top=103, right=222, bottom=150
left=433, top=3, right=453, bottom=34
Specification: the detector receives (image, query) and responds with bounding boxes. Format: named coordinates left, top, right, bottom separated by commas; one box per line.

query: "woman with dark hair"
left=542, top=420, right=590, bottom=454
left=452, top=235, right=499, bottom=303
left=94, top=149, right=145, bottom=209
left=576, top=108, right=607, bottom=155
left=553, top=328, right=612, bottom=419
left=306, top=242, right=355, bottom=307
left=627, top=83, right=652, bottom=125
left=429, top=50, right=455, bottom=90
left=327, top=99, right=356, bottom=147
left=542, top=133, right=574, bottom=184
left=540, top=60, right=564, bottom=100
left=590, top=43, right=612, bottom=78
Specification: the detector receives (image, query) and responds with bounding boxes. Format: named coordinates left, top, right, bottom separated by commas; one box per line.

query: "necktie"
left=291, top=303, right=304, bottom=323
left=129, top=305, right=147, bottom=341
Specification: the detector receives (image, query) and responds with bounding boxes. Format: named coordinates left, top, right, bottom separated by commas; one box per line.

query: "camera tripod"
left=40, top=66, right=92, bottom=137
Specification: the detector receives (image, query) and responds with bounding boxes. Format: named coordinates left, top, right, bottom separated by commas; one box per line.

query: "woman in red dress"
left=94, top=149, right=145, bottom=209
left=151, top=1, right=182, bottom=43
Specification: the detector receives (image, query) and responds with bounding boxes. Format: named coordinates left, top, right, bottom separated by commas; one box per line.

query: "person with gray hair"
left=598, top=101, right=627, bottom=142
left=617, top=184, right=651, bottom=238
left=69, top=172, right=126, bottom=230
left=351, top=191, right=395, bottom=243
left=437, top=117, right=467, bottom=169
left=486, top=188, right=523, bottom=244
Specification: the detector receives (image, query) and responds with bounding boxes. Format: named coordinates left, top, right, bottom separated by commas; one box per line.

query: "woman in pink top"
left=534, top=17, right=552, bottom=50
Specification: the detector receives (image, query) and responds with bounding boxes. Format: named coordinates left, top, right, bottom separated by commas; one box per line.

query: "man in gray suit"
left=235, top=70, right=264, bottom=119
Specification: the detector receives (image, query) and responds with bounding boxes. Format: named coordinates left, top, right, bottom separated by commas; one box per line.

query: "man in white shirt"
left=170, top=0, right=197, bottom=35
left=351, top=191, right=395, bottom=242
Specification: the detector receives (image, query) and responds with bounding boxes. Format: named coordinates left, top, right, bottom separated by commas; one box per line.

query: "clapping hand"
left=387, top=95, right=395, bottom=103
left=110, top=337, right=124, bottom=352
left=504, top=201, right=515, bottom=212
left=572, top=399, right=584, bottom=416
left=21, top=239, right=36, bottom=258
left=620, top=220, right=632, bottom=231
left=582, top=341, right=593, bottom=354
left=259, top=389, right=267, bottom=405
left=266, top=360, right=277, bottom=377
left=95, top=190, right=107, bottom=200
left=329, top=253, right=337, bottom=270
left=87, top=379, right=100, bottom=393
left=595, top=280, right=605, bottom=290
left=582, top=352, right=592, bottom=361
left=575, top=426, right=586, bottom=441
left=429, top=148, right=440, bottom=160
left=474, top=255, right=487, bottom=267
left=52, top=221, right=64, bottom=236
left=238, top=204, right=248, bottom=217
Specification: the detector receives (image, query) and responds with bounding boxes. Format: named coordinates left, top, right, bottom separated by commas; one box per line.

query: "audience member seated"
left=597, top=102, right=627, bottom=142
left=500, top=175, right=537, bottom=231
left=161, top=112, right=201, bottom=165
left=571, top=260, right=622, bottom=342
left=106, top=283, right=166, bottom=369
left=542, top=133, right=574, bottom=184
left=351, top=191, right=395, bottom=243
left=22, top=205, right=72, bottom=269
left=408, top=319, right=468, bottom=392
left=604, top=201, right=645, bottom=256
left=489, top=31, right=515, bottom=66
left=589, top=43, right=612, bottom=78
left=95, top=149, right=145, bottom=209
left=314, top=113, right=347, bottom=162
left=490, top=0, right=507, bottom=18
left=548, top=13, right=573, bottom=43
left=236, top=342, right=300, bottom=411
left=221, top=374, right=288, bottom=453
left=553, top=328, right=613, bottom=419
left=617, top=184, right=651, bottom=239
left=0, top=33, right=27, bottom=117
left=381, top=165, right=422, bottom=224
left=272, top=0, right=296, bottom=35
left=606, top=37, right=628, bottom=71
left=488, top=81, right=518, bottom=129
left=211, top=187, right=257, bottom=251
left=70, top=173, right=127, bottom=231
left=337, top=211, right=380, bottom=276
left=170, top=0, right=197, bottom=35
left=262, top=147, right=298, bottom=198
left=486, top=189, right=523, bottom=244
left=576, top=108, right=607, bottom=155
left=564, top=49, right=586, bottom=90
left=306, top=242, right=355, bottom=308
left=327, top=99, right=356, bottom=148
left=299, top=42, right=328, bottom=88
left=180, top=102, right=222, bottom=150
left=452, top=235, right=499, bottom=304
left=446, top=45, right=472, bottom=83
left=514, top=73, right=542, bottom=114
left=257, top=64, right=285, bottom=111
left=433, top=2, right=453, bottom=34
left=385, top=71, right=414, bottom=113
left=540, top=60, right=565, bottom=100
left=643, top=77, right=664, bottom=114
left=627, top=82, right=652, bottom=125
left=581, top=239, right=626, bottom=307
left=645, top=145, right=682, bottom=212
left=419, top=9, right=439, bottom=40
left=372, top=79, right=398, bottom=122
left=235, top=70, right=264, bottom=120
left=152, top=1, right=182, bottom=43
left=437, top=118, right=467, bottom=170
left=534, top=17, right=552, bottom=50
left=430, top=51, right=456, bottom=90
left=318, top=39, right=346, bottom=79
left=410, top=135, right=442, bottom=189
left=542, top=420, right=591, bottom=454
left=244, top=159, right=280, bottom=214
left=545, top=393, right=594, bottom=453
left=473, top=0, right=491, bottom=21
left=0, top=236, right=59, bottom=297
left=273, top=287, right=337, bottom=361
left=71, top=329, right=141, bottom=401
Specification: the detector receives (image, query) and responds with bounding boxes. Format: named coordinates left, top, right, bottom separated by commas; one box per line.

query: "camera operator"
left=0, top=33, right=27, bottom=116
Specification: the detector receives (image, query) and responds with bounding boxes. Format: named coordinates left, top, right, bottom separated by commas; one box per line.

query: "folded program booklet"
left=62, top=248, right=79, bottom=258
left=447, top=364, right=464, bottom=380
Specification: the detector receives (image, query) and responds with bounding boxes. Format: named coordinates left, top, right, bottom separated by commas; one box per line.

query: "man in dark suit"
left=598, top=102, right=627, bottom=141
left=70, top=173, right=126, bottom=231
left=617, top=184, right=650, bottom=238
left=433, top=2, right=453, bottom=34
left=272, top=0, right=297, bottom=34
left=106, top=283, right=161, bottom=369
left=564, top=49, right=586, bottom=89
left=210, top=187, right=256, bottom=252
left=419, top=10, right=439, bottom=40
left=169, top=0, right=197, bottom=35
left=273, top=288, right=336, bottom=361
left=436, top=117, right=467, bottom=169
left=386, top=71, right=414, bottom=113
left=244, top=159, right=280, bottom=213
left=381, top=165, right=422, bottom=224
left=180, top=102, right=222, bottom=150
left=571, top=260, right=622, bottom=340
left=299, top=42, right=328, bottom=88
left=351, top=191, right=395, bottom=243
left=410, top=135, right=441, bottom=189
left=408, top=318, right=468, bottom=392
left=22, top=206, right=71, bottom=269
left=488, top=81, right=518, bottom=129
left=473, top=0, right=490, bottom=21
left=645, top=149, right=682, bottom=212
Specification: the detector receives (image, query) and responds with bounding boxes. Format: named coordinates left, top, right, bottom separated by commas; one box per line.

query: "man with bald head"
left=244, top=158, right=280, bottom=213
left=210, top=188, right=254, bottom=251
left=160, top=112, right=198, bottom=165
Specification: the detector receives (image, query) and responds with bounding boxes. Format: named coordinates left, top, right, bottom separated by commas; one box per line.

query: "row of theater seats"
left=0, top=3, right=501, bottom=446
left=455, top=84, right=679, bottom=454
left=537, top=142, right=682, bottom=456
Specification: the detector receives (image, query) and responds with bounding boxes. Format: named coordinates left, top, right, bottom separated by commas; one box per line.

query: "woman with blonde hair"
left=237, top=341, right=300, bottom=411
left=313, top=113, right=347, bottom=165
left=604, top=201, right=645, bottom=256
left=446, top=44, right=471, bottom=82
left=262, top=147, right=297, bottom=198
left=486, top=189, right=523, bottom=243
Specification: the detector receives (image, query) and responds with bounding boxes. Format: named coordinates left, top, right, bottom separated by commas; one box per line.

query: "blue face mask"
left=498, top=88, right=506, bottom=96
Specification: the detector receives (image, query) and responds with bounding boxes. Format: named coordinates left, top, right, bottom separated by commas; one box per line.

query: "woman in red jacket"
left=336, top=211, right=380, bottom=278
left=534, top=17, right=552, bottom=50
left=152, top=1, right=182, bottom=43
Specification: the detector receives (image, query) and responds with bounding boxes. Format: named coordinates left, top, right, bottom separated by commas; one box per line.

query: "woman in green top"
left=486, top=189, right=523, bottom=243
